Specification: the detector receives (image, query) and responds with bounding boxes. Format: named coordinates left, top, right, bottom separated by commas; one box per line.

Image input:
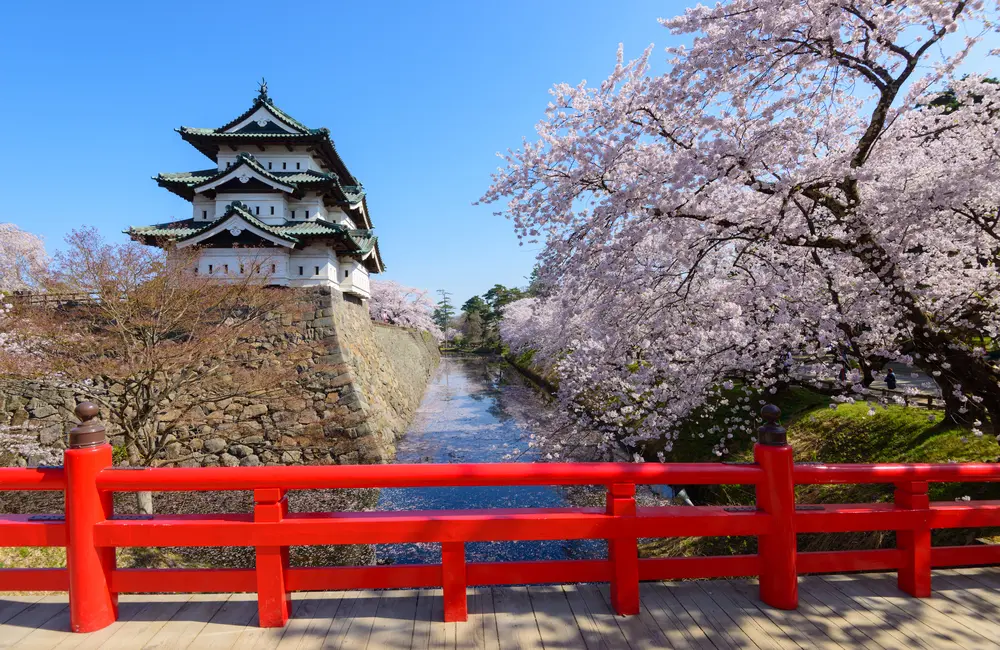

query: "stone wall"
left=0, top=288, right=440, bottom=566
left=0, top=288, right=439, bottom=469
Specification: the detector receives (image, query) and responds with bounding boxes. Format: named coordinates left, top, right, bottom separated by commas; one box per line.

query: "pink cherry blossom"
left=485, top=1, right=1000, bottom=456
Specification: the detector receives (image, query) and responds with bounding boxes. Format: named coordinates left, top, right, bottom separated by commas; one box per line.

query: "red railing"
left=2, top=404, right=1000, bottom=633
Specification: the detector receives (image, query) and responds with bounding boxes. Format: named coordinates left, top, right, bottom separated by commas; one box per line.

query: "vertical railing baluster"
left=442, top=541, right=468, bottom=622
left=895, top=480, right=931, bottom=597
left=65, top=402, right=118, bottom=632
left=607, top=482, right=639, bottom=615
left=254, top=487, right=291, bottom=627
left=754, top=404, right=798, bottom=610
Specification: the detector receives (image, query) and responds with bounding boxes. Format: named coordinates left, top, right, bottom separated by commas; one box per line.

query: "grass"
left=641, top=386, right=1000, bottom=559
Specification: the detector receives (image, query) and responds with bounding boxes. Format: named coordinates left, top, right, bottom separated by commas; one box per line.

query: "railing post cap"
left=69, top=401, right=106, bottom=448
left=758, top=403, right=787, bottom=446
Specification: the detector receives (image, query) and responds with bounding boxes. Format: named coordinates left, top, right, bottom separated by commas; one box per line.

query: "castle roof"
left=176, top=83, right=358, bottom=186
left=126, top=202, right=384, bottom=273
left=155, top=152, right=366, bottom=210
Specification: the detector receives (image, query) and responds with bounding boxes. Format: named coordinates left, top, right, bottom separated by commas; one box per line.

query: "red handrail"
left=3, top=404, right=1000, bottom=634
left=794, top=462, right=1000, bottom=484
left=0, top=467, right=66, bottom=490
left=94, top=461, right=764, bottom=491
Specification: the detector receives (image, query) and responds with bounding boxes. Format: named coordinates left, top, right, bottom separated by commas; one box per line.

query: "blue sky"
left=0, top=0, right=672, bottom=305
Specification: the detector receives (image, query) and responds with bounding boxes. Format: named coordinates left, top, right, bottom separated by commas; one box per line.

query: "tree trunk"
left=914, top=335, right=1000, bottom=435
left=125, top=442, right=154, bottom=515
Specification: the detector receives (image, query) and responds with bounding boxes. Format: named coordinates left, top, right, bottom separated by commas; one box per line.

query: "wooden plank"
left=492, top=586, right=542, bottom=650
left=792, top=580, right=885, bottom=650
left=699, top=581, right=795, bottom=650
left=410, top=589, right=436, bottom=650
left=72, top=595, right=192, bottom=650
left=932, top=570, right=1000, bottom=632
left=282, top=591, right=346, bottom=650
left=266, top=591, right=341, bottom=650
left=465, top=586, right=499, bottom=650
left=9, top=605, right=72, bottom=650
left=728, top=579, right=846, bottom=650
left=186, top=593, right=258, bottom=650
left=821, top=573, right=967, bottom=650
left=663, top=581, right=738, bottom=649
left=639, top=581, right=715, bottom=650
left=0, top=595, right=67, bottom=648
left=336, top=589, right=381, bottom=650
left=595, top=583, right=672, bottom=650
left=140, top=593, right=232, bottom=650
left=525, top=585, right=588, bottom=649
left=0, top=595, right=45, bottom=625
left=367, top=589, right=418, bottom=650
left=859, top=574, right=1000, bottom=649
left=427, top=588, right=452, bottom=650
left=669, top=580, right=758, bottom=649
left=318, top=591, right=364, bottom=650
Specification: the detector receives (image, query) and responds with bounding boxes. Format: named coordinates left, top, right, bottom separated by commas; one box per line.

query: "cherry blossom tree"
left=485, top=1, right=1000, bottom=456
left=369, top=279, right=444, bottom=339
left=0, top=223, right=47, bottom=292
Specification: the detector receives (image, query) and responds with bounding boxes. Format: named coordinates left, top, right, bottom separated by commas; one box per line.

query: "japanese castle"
left=128, top=81, right=383, bottom=299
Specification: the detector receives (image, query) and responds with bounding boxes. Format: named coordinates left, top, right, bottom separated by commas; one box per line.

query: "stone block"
left=30, top=404, right=58, bottom=419
left=229, top=444, right=253, bottom=458
left=281, top=451, right=302, bottom=463
left=204, top=438, right=227, bottom=453
left=220, top=453, right=239, bottom=467
left=39, top=425, right=64, bottom=445
left=165, top=442, right=183, bottom=460
left=240, top=455, right=261, bottom=467
left=297, top=410, right=321, bottom=425
left=243, top=404, right=268, bottom=418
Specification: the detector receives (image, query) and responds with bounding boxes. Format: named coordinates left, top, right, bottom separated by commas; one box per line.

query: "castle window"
left=298, top=266, right=304, bottom=276
left=270, top=263, right=276, bottom=273
left=270, top=206, right=275, bottom=215
left=193, top=267, right=198, bottom=274
left=255, top=206, right=260, bottom=215
left=202, top=210, right=207, bottom=219
left=239, top=264, right=245, bottom=274
left=208, top=264, right=214, bottom=274
left=282, top=162, right=287, bottom=170
left=304, top=209, right=309, bottom=218
left=268, top=162, right=272, bottom=170
left=314, top=266, right=320, bottom=275
left=291, top=210, right=296, bottom=218
left=344, top=269, right=349, bottom=278
left=296, top=162, right=301, bottom=170
left=226, top=161, right=232, bottom=168
left=224, top=264, right=229, bottom=274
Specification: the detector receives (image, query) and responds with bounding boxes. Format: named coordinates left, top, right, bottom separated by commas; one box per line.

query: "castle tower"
left=127, top=80, right=383, bottom=299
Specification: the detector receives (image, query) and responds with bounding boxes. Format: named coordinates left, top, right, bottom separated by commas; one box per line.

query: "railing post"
left=65, top=402, right=118, bottom=633
left=606, top=482, right=639, bottom=615
left=754, top=404, right=798, bottom=610
left=895, top=481, right=931, bottom=597
left=254, top=488, right=291, bottom=627
left=442, top=542, right=468, bottom=622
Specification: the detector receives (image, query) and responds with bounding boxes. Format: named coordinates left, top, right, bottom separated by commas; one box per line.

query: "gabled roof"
left=126, top=201, right=385, bottom=272
left=155, top=152, right=366, bottom=212
left=176, top=84, right=358, bottom=186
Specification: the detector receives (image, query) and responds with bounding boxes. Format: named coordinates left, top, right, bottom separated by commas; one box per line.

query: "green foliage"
left=641, top=387, right=1000, bottom=560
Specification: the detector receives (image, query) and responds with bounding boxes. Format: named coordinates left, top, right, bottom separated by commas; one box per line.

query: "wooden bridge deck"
left=3, top=567, right=1000, bottom=649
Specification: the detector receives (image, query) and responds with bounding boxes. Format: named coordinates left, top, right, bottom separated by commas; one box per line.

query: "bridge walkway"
left=3, top=567, right=1000, bottom=649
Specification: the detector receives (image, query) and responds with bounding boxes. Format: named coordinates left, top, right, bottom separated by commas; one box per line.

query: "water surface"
left=375, top=355, right=605, bottom=564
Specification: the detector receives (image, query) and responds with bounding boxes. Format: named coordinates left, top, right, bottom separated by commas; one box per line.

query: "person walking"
left=885, top=368, right=897, bottom=390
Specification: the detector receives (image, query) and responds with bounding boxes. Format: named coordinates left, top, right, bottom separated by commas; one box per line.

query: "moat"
left=375, top=355, right=605, bottom=565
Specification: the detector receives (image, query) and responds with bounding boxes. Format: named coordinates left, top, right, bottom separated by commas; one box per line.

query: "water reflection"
left=375, top=355, right=606, bottom=564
